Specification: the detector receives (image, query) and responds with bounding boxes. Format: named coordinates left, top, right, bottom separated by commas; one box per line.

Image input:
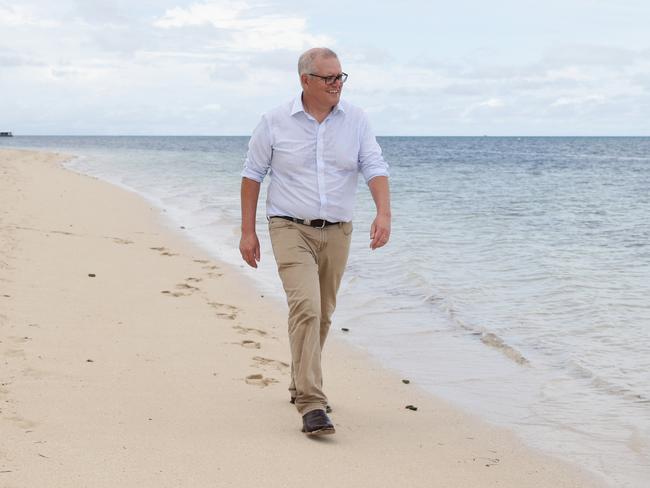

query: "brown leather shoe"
left=290, top=397, right=332, bottom=413
left=301, top=409, right=335, bottom=436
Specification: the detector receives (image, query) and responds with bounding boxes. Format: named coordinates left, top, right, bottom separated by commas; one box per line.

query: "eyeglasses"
left=308, top=72, right=348, bottom=85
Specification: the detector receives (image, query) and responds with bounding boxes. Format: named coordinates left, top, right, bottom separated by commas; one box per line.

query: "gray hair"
left=298, top=48, right=338, bottom=75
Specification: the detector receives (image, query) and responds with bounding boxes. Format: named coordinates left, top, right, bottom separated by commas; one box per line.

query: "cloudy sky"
left=1, top=0, right=649, bottom=135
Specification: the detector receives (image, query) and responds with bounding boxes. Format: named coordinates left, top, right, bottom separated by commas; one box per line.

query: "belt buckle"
left=317, top=219, right=326, bottom=229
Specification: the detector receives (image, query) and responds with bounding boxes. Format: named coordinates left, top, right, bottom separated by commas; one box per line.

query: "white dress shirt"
left=241, top=94, right=389, bottom=223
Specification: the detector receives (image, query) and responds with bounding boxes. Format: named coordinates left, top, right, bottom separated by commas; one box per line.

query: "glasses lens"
left=326, top=73, right=348, bottom=85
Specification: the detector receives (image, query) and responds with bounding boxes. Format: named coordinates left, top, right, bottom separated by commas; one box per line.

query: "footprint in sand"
left=112, top=237, right=133, bottom=245
left=193, top=259, right=209, bottom=264
left=238, top=340, right=261, bottom=349
left=161, top=290, right=187, bottom=297
left=185, top=277, right=202, bottom=283
left=21, top=367, right=45, bottom=379
left=6, top=415, right=37, bottom=430
left=176, top=283, right=200, bottom=292
left=4, top=349, right=26, bottom=358
left=245, top=373, right=278, bottom=387
left=9, top=336, right=31, bottom=344
left=149, top=246, right=178, bottom=257
left=252, top=356, right=289, bottom=371
left=208, top=302, right=238, bottom=320
left=233, top=325, right=267, bottom=336
left=202, top=265, right=223, bottom=278
left=471, top=456, right=500, bottom=467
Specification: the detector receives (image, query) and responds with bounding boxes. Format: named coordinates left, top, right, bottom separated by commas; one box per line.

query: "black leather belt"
left=273, top=216, right=339, bottom=228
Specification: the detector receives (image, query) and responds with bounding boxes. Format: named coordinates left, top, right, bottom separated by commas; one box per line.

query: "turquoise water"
left=3, top=136, right=649, bottom=486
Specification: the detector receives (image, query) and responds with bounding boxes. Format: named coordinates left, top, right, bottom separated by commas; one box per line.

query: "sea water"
left=3, top=135, right=649, bottom=487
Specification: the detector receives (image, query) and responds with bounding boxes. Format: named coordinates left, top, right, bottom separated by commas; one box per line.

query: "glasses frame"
left=308, top=72, right=348, bottom=85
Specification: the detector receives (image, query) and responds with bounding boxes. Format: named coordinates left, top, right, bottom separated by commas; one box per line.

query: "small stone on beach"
left=88, top=273, right=96, bottom=277
left=402, top=379, right=410, bottom=384
left=341, top=328, right=349, bottom=332
left=405, top=405, right=418, bottom=411
left=86, top=359, right=94, bottom=362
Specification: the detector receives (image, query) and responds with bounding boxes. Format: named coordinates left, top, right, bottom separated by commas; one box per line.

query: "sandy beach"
left=0, top=148, right=606, bottom=487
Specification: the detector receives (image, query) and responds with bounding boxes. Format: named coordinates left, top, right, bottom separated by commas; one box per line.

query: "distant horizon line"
left=3, top=134, right=650, bottom=138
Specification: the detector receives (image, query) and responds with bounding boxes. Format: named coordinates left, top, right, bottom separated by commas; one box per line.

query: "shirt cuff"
left=241, top=167, right=266, bottom=182
left=362, top=169, right=390, bottom=184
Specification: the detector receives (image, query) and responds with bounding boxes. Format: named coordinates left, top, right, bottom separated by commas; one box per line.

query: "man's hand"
left=370, top=213, right=391, bottom=250
left=368, top=176, right=391, bottom=250
left=240, top=177, right=262, bottom=268
left=239, top=231, right=261, bottom=268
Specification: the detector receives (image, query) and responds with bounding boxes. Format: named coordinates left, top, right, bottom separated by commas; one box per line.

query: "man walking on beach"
left=239, top=47, right=391, bottom=436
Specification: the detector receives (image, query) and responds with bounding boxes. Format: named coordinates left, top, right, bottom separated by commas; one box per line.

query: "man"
left=239, top=47, right=391, bottom=436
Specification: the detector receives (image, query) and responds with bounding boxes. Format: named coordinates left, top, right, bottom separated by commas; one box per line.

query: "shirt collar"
left=291, top=93, right=346, bottom=117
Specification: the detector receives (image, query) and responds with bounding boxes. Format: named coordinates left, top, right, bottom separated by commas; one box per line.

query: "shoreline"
left=0, top=148, right=606, bottom=487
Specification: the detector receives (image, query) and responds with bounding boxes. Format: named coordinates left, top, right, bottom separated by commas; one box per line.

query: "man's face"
left=303, top=56, right=343, bottom=107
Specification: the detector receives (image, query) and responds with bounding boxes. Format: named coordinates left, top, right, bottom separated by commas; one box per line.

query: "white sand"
left=0, top=148, right=607, bottom=487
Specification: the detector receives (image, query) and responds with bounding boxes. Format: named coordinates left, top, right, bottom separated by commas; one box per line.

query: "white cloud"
left=0, top=53, right=44, bottom=67
left=154, top=1, right=248, bottom=28
left=0, top=4, right=59, bottom=27
left=541, top=44, right=642, bottom=69
left=201, top=103, right=222, bottom=111
left=551, top=94, right=605, bottom=107
left=153, top=1, right=332, bottom=51
left=478, top=98, right=505, bottom=108
left=543, top=67, right=592, bottom=82
left=459, top=97, right=506, bottom=119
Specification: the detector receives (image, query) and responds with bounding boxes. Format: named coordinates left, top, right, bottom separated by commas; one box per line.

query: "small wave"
left=566, top=359, right=649, bottom=405
left=423, top=293, right=444, bottom=305
left=445, top=311, right=531, bottom=366
left=421, top=286, right=531, bottom=366
left=478, top=332, right=530, bottom=366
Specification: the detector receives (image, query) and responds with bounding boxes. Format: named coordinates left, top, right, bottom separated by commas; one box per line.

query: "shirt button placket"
left=316, top=122, right=327, bottom=220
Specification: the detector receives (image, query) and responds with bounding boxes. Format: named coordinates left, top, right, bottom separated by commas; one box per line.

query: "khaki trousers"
left=268, top=217, right=352, bottom=415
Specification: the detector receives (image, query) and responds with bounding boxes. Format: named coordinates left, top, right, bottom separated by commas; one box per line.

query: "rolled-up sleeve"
left=358, top=113, right=389, bottom=184
left=241, top=115, right=273, bottom=182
